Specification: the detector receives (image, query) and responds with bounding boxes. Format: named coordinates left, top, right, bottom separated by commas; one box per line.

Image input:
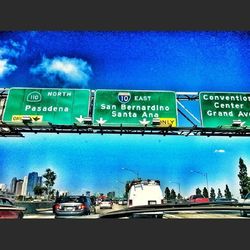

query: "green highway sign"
left=93, top=90, right=178, bottom=127
left=2, top=88, right=90, bottom=125
left=199, top=92, right=250, bottom=127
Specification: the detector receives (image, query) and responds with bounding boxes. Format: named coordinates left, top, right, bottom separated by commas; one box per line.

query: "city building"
left=15, top=179, right=23, bottom=196
left=21, top=176, right=28, bottom=196
left=27, top=172, right=39, bottom=196
left=10, top=177, right=17, bottom=193
left=37, top=176, right=43, bottom=186
left=0, top=183, right=7, bottom=192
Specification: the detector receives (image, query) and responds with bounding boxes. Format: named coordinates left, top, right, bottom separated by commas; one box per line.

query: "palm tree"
left=43, top=168, right=56, bottom=200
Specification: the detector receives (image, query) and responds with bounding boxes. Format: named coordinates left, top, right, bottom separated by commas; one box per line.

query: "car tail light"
left=79, top=204, right=85, bottom=210
left=55, top=204, right=61, bottom=210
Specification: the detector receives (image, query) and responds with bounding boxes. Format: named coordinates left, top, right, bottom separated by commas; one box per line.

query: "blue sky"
left=0, top=31, right=250, bottom=198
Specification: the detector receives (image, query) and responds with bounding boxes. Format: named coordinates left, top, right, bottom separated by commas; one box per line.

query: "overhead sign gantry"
left=1, top=88, right=250, bottom=137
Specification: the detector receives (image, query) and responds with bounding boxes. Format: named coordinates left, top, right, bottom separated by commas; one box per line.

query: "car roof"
left=56, top=195, right=86, bottom=202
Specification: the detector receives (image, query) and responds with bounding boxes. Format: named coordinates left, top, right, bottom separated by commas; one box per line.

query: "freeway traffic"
left=24, top=203, right=124, bottom=219
left=22, top=203, right=250, bottom=219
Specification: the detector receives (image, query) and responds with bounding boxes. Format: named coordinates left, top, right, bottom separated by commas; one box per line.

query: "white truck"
left=127, top=179, right=164, bottom=207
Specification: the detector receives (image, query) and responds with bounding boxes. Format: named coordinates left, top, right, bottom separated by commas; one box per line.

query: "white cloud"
left=214, top=149, right=225, bottom=153
left=0, top=39, right=26, bottom=79
left=30, top=56, right=93, bottom=88
left=0, top=48, right=8, bottom=57
left=0, top=39, right=26, bottom=59
left=0, top=59, right=17, bottom=78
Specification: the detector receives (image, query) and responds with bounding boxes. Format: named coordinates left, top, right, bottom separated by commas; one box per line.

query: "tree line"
left=164, top=185, right=232, bottom=201
left=165, top=157, right=250, bottom=200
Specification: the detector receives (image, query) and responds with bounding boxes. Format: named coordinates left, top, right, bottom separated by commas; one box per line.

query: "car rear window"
left=56, top=196, right=85, bottom=203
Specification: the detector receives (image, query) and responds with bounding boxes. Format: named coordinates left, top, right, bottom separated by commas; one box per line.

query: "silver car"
left=100, top=199, right=113, bottom=209
left=53, top=195, right=92, bottom=217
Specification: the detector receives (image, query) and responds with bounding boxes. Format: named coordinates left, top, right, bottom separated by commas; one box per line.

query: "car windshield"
left=3, top=31, right=250, bottom=222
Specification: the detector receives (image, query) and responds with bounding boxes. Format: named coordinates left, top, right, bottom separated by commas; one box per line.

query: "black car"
left=53, top=195, right=93, bottom=217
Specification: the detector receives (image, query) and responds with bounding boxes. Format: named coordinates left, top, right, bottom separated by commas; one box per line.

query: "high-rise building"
left=15, top=180, right=23, bottom=196
left=10, top=177, right=17, bottom=193
left=21, top=176, right=28, bottom=196
left=26, top=172, right=43, bottom=196
left=37, top=176, right=43, bottom=186
left=27, top=172, right=38, bottom=196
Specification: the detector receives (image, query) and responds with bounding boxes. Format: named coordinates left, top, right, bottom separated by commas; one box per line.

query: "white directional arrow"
left=139, top=118, right=150, bottom=126
left=75, top=115, right=84, bottom=123
left=96, top=117, right=107, bottom=125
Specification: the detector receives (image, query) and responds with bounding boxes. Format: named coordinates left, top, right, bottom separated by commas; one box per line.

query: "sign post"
left=0, top=98, right=5, bottom=120
left=93, top=90, right=178, bottom=127
left=200, top=92, right=250, bottom=127
left=2, top=88, right=90, bottom=125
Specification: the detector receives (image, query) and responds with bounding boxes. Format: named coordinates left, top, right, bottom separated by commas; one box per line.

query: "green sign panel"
left=93, top=90, right=178, bottom=127
left=2, top=88, right=90, bottom=125
left=200, top=92, right=250, bottom=127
